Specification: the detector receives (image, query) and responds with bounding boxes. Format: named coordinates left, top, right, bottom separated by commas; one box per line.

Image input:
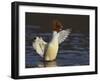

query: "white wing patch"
left=58, top=29, right=71, bottom=44
left=32, top=37, right=47, bottom=57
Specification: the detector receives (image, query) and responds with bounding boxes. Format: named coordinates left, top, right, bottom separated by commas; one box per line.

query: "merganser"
left=32, top=20, right=71, bottom=61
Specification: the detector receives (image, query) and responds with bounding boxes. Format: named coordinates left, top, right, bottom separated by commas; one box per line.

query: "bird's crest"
left=52, top=19, right=63, bottom=32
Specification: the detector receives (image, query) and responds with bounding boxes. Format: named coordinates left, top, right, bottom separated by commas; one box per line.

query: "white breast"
left=44, top=31, right=59, bottom=61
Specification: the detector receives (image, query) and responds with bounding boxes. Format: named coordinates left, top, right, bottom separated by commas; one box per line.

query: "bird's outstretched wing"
left=58, top=29, right=71, bottom=44
left=32, top=37, right=47, bottom=57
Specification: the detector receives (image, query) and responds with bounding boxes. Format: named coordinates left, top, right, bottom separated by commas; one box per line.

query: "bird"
left=32, top=19, right=71, bottom=61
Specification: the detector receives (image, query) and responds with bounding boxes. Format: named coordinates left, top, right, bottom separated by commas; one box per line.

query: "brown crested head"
left=52, top=19, right=63, bottom=32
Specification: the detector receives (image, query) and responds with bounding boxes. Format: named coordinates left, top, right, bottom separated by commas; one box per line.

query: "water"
left=25, top=25, right=89, bottom=68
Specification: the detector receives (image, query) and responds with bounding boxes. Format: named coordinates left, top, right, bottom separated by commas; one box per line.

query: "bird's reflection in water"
left=37, top=60, right=57, bottom=67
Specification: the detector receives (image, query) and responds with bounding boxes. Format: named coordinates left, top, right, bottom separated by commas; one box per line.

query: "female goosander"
left=32, top=20, right=71, bottom=61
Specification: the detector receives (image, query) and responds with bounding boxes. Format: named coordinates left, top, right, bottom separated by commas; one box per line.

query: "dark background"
left=26, top=12, right=89, bottom=33
left=25, top=12, right=89, bottom=68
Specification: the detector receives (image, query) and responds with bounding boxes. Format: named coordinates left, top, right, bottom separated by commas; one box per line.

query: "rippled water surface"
left=25, top=25, right=89, bottom=68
